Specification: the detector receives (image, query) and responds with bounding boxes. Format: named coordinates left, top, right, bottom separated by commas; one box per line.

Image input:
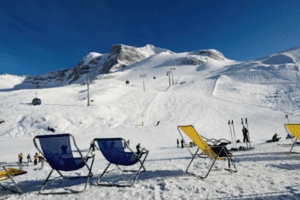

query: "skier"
left=157, top=121, right=160, bottom=126
left=136, top=143, right=141, bottom=155
left=26, top=154, right=32, bottom=166
left=181, top=139, right=184, bottom=149
left=19, top=153, right=23, bottom=164
left=242, top=126, right=249, bottom=143
left=177, top=139, right=179, bottom=148
left=127, top=140, right=130, bottom=146
left=34, top=153, right=38, bottom=165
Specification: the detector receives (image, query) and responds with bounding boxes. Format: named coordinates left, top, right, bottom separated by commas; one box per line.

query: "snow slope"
left=0, top=74, right=25, bottom=90
left=1, top=46, right=300, bottom=199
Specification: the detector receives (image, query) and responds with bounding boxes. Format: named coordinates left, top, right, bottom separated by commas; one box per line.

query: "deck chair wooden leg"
left=221, top=147, right=238, bottom=173
left=290, top=138, right=300, bottom=153
left=186, top=148, right=216, bottom=179
left=39, top=168, right=91, bottom=195
left=0, top=166, right=23, bottom=194
left=97, top=163, right=114, bottom=186
left=97, top=151, right=149, bottom=187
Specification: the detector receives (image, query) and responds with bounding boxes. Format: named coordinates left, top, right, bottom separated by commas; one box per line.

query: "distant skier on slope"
left=27, top=154, right=32, bottom=166
left=136, top=143, right=141, bottom=155
left=181, top=139, right=184, bottom=148
left=242, top=126, right=249, bottom=143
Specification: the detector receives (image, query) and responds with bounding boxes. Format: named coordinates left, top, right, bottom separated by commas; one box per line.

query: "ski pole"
left=245, top=118, right=252, bottom=149
left=228, top=120, right=234, bottom=148
left=285, top=114, right=290, bottom=124
left=231, top=120, right=237, bottom=148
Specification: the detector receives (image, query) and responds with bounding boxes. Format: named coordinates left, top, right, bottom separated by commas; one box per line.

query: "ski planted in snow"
left=228, top=120, right=235, bottom=148
left=231, top=120, right=237, bottom=148
left=245, top=118, right=254, bottom=149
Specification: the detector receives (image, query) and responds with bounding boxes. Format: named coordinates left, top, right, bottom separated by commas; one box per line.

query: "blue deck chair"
left=93, top=138, right=149, bottom=187
left=33, top=134, right=95, bottom=195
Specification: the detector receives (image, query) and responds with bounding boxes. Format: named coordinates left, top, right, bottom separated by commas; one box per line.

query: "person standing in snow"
left=242, top=126, right=249, bottom=143
left=19, top=153, right=23, bottom=164
left=177, top=139, right=179, bottom=148
left=27, top=154, right=32, bottom=166
left=136, top=143, right=141, bottom=155
left=181, top=139, right=184, bottom=148
left=90, top=141, right=95, bottom=152
left=127, top=140, right=130, bottom=146
left=34, top=153, right=38, bottom=165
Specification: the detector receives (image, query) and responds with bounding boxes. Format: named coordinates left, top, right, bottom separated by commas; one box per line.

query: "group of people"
left=18, top=152, right=40, bottom=166
left=177, top=139, right=185, bottom=148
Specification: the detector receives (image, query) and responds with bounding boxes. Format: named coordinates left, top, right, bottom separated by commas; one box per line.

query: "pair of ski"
left=228, top=118, right=252, bottom=150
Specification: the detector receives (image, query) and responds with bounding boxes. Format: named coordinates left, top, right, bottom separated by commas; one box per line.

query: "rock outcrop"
left=25, top=44, right=149, bottom=85
left=176, top=57, right=206, bottom=65
left=196, top=49, right=226, bottom=61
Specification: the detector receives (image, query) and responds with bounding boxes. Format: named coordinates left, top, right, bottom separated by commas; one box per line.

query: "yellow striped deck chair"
left=284, top=124, right=300, bottom=153
left=0, top=166, right=27, bottom=194
left=178, top=125, right=237, bottom=179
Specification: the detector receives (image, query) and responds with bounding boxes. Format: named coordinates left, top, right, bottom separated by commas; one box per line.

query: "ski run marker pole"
left=245, top=118, right=251, bottom=149
left=228, top=120, right=234, bottom=148
left=231, top=120, right=237, bottom=148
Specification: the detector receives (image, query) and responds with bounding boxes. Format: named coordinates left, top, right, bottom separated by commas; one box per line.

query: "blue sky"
left=0, top=0, right=300, bottom=76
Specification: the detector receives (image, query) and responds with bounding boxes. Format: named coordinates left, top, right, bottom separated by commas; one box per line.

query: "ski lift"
left=32, top=93, right=41, bottom=106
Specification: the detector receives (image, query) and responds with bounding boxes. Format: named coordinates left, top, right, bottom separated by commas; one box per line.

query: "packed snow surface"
left=1, top=46, right=300, bottom=199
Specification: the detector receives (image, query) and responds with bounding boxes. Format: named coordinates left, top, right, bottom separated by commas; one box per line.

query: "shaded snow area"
left=1, top=46, right=300, bottom=199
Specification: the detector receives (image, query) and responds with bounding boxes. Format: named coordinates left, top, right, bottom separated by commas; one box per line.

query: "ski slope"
left=1, top=47, right=300, bottom=199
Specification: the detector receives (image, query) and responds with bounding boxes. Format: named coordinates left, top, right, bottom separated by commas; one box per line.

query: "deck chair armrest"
left=206, top=139, right=230, bottom=146
left=205, top=139, right=218, bottom=145
left=140, top=148, right=149, bottom=154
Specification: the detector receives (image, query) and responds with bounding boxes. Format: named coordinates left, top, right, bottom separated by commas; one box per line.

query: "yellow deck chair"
left=178, top=125, right=237, bottom=179
left=0, top=166, right=27, bottom=194
left=284, top=124, right=300, bottom=153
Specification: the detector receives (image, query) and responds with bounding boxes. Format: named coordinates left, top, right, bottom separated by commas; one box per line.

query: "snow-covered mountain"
left=1, top=44, right=230, bottom=89
left=1, top=46, right=300, bottom=199
left=15, top=44, right=173, bottom=88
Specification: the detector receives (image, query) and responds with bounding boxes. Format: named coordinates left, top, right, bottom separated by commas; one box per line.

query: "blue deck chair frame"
left=93, top=138, right=149, bottom=187
left=33, top=134, right=95, bottom=195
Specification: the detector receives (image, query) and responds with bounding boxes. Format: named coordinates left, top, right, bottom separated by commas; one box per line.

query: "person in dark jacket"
left=90, top=141, right=95, bottom=152
left=181, top=139, right=184, bottom=148
left=242, top=126, right=249, bottom=143
left=177, top=139, right=179, bottom=148
left=27, top=154, right=32, bottom=166
left=136, top=143, right=141, bottom=154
